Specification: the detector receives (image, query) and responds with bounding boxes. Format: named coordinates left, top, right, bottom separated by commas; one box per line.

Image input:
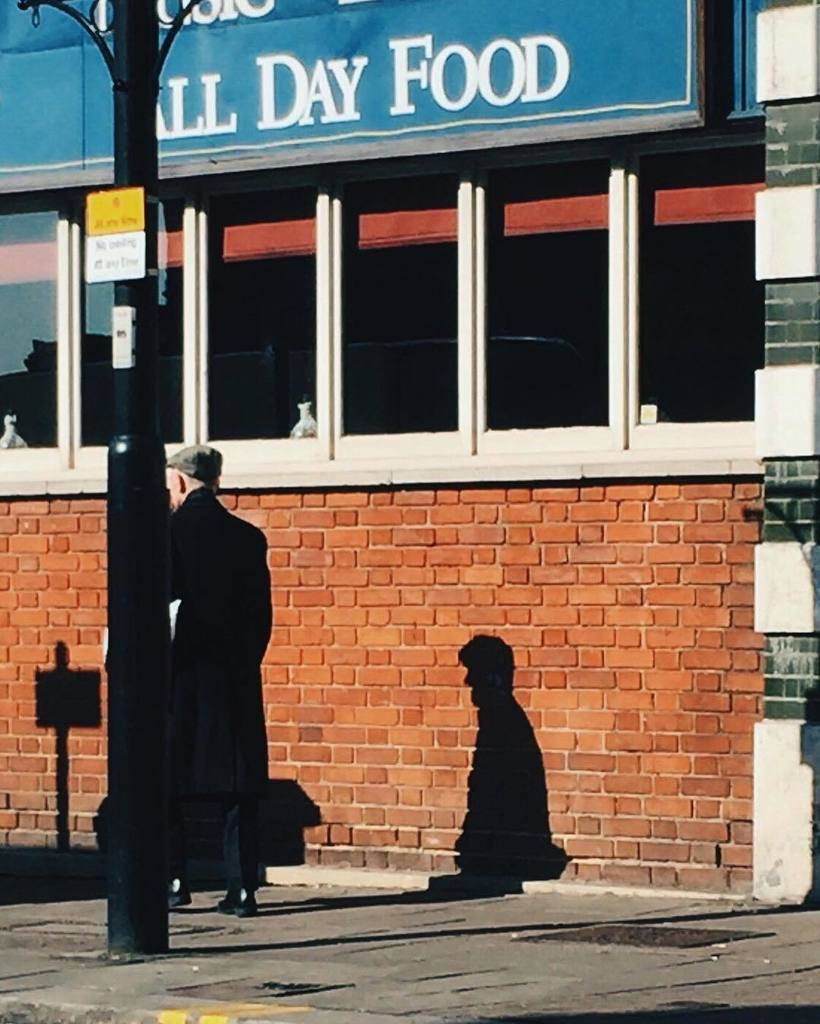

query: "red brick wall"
left=0, top=498, right=107, bottom=849
left=0, top=481, right=763, bottom=892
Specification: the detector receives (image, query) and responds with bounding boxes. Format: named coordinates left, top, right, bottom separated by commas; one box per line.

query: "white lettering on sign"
left=147, top=19, right=573, bottom=144
left=94, top=1, right=111, bottom=32
left=86, top=233, right=147, bottom=285
left=391, top=33, right=571, bottom=117
left=155, top=0, right=276, bottom=26
left=521, top=36, right=572, bottom=103
left=257, top=54, right=369, bottom=130
left=154, top=0, right=373, bottom=20
left=430, top=43, right=479, bottom=112
left=189, top=0, right=276, bottom=26
left=156, top=0, right=373, bottom=23
left=389, top=36, right=434, bottom=116
left=157, top=73, right=238, bottom=141
left=479, top=40, right=527, bottom=107
left=327, top=59, right=370, bottom=122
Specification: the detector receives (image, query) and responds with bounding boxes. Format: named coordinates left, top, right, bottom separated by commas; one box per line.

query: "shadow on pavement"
left=0, top=870, right=105, bottom=906
left=169, top=899, right=814, bottom=957
left=175, top=890, right=812, bottom=925
left=472, top=1010, right=820, bottom=1024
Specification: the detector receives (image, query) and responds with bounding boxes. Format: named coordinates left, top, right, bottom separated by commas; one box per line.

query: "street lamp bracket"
left=17, top=0, right=115, bottom=78
left=16, top=0, right=204, bottom=90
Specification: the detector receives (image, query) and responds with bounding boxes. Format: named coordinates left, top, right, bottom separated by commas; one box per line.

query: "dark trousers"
left=169, top=795, right=259, bottom=895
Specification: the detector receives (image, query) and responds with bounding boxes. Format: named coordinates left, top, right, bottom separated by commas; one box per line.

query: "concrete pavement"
left=0, top=875, right=818, bottom=1023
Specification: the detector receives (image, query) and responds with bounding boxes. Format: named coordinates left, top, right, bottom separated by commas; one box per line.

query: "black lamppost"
left=17, top=0, right=201, bottom=957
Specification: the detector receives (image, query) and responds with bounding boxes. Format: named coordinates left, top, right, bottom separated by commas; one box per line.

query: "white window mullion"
left=182, top=200, right=199, bottom=447
left=626, top=161, right=640, bottom=449
left=71, top=219, right=82, bottom=468
left=197, top=202, right=209, bottom=445
left=332, top=191, right=343, bottom=451
left=458, top=177, right=477, bottom=456
left=57, top=214, right=77, bottom=469
left=608, top=160, right=629, bottom=452
left=316, top=190, right=334, bottom=462
left=474, top=177, right=487, bottom=443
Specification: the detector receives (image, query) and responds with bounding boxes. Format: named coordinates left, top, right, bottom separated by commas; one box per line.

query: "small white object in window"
left=0, top=413, right=27, bottom=449
left=290, top=400, right=318, bottom=439
left=639, top=404, right=659, bottom=426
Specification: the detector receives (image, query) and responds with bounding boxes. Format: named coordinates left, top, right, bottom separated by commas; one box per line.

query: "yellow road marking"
left=159, top=1002, right=312, bottom=1024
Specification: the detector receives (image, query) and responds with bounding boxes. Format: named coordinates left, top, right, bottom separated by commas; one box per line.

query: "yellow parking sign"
left=86, top=187, right=145, bottom=237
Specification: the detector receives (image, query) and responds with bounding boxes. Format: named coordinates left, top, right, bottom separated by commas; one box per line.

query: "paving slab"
left=0, top=878, right=819, bottom=1023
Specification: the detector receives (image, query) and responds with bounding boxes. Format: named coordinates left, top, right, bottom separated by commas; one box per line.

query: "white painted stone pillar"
left=754, top=2, right=820, bottom=904
left=754, top=721, right=820, bottom=902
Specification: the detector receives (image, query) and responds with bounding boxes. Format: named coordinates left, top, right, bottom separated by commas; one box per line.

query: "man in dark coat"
left=166, top=445, right=271, bottom=917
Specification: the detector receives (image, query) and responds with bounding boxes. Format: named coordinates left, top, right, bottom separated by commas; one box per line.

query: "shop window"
left=208, top=189, right=316, bottom=442
left=638, top=147, right=764, bottom=425
left=485, top=162, right=610, bottom=431
left=82, top=201, right=184, bottom=446
left=342, top=175, right=459, bottom=436
left=0, top=211, right=59, bottom=449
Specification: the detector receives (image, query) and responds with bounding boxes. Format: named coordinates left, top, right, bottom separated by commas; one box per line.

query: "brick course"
left=0, top=481, right=763, bottom=892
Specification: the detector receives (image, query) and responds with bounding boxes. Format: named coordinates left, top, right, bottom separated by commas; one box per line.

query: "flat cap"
left=166, top=444, right=223, bottom=483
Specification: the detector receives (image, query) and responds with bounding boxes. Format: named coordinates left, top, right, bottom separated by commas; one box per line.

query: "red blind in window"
left=505, top=194, right=609, bottom=236
left=654, top=183, right=764, bottom=226
left=223, top=219, right=316, bottom=261
left=358, top=209, right=458, bottom=249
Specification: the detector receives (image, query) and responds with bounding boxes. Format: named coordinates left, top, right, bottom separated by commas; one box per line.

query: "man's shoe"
left=168, top=879, right=192, bottom=910
left=235, top=892, right=258, bottom=918
left=217, top=888, right=258, bottom=918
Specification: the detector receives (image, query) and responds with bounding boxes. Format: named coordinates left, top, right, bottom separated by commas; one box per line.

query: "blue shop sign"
left=0, top=0, right=701, bottom=190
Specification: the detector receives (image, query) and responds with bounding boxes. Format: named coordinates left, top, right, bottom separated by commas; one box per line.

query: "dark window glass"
left=82, top=201, right=183, bottom=445
left=486, top=162, right=610, bottom=431
left=639, top=147, right=764, bottom=423
left=208, top=190, right=316, bottom=441
left=343, top=176, right=458, bottom=435
left=0, top=211, right=58, bottom=449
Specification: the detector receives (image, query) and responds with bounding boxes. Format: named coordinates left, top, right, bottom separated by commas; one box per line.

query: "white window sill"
left=0, top=445, right=762, bottom=497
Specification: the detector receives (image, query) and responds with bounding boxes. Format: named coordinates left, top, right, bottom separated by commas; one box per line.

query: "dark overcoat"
left=169, top=487, right=271, bottom=797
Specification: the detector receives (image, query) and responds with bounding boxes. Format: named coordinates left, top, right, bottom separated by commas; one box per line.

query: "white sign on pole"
left=85, top=231, right=147, bottom=284
left=112, top=306, right=137, bottom=370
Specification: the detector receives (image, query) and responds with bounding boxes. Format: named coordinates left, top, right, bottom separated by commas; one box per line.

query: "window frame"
left=474, top=159, right=628, bottom=460
left=0, top=195, right=71, bottom=475
left=0, top=132, right=764, bottom=495
left=73, top=193, right=194, bottom=475
left=626, top=135, right=761, bottom=455
left=331, top=173, right=473, bottom=463
left=200, top=188, right=331, bottom=466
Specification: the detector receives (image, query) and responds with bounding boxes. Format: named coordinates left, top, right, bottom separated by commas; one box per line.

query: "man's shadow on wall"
left=456, top=635, right=568, bottom=881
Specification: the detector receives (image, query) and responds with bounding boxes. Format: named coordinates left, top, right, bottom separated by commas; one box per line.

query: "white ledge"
left=265, top=865, right=745, bottom=902
left=758, top=5, right=820, bottom=103
left=0, top=449, right=762, bottom=498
